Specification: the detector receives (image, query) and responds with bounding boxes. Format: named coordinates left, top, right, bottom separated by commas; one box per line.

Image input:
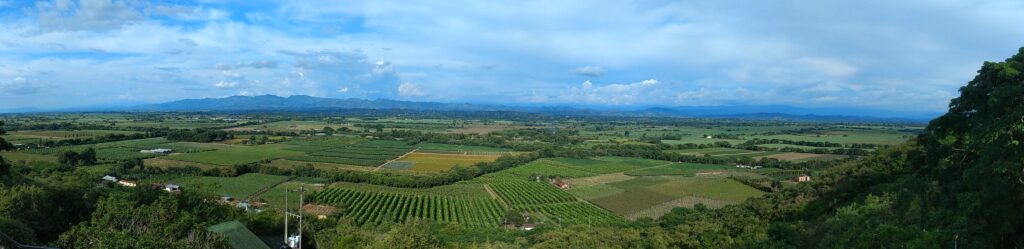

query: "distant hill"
left=136, top=95, right=512, bottom=112
left=66, top=94, right=936, bottom=123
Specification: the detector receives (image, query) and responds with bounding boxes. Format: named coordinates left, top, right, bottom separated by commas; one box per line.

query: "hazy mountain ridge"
left=4, top=94, right=935, bottom=123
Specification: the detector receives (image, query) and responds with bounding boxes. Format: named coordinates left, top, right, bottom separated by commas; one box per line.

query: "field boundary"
left=375, top=148, right=418, bottom=171
left=246, top=176, right=294, bottom=202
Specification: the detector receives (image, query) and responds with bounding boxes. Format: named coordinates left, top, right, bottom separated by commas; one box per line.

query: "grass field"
left=144, top=157, right=221, bottom=169
left=414, top=143, right=511, bottom=154
left=1, top=130, right=142, bottom=143
left=22, top=137, right=219, bottom=162
left=285, top=140, right=412, bottom=166
left=256, top=180, right=328, bottom=208
left=172, top=173, right=290, bottom=200
left=398, top=152, right=501, bottom=172
left=583, top=177, right=764, bottom=218
left=749, top=132, right=910, bottom=145
left=0, top=151, right=57, bottom=163
left=165, top=144, right=305, bottom=166
left=624, top=162, right=734, bottom=176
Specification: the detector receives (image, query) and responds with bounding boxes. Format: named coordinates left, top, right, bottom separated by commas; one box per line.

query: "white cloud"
left=0, top=77, right=44, bottom=95
left=35, top=0, right=145, bottom=32
left=562, top=79, right=664, bottom=105
left=573, top=66, right=605, bottom=77
left=398, top=83, right=425, bottom=97
left=213, top=81, right=239, bottom=89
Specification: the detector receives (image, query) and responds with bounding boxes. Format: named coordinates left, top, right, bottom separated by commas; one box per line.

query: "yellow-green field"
left=398, top=152, right=502, bottom=172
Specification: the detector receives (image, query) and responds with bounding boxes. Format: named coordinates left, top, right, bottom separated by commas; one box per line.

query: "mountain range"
left=2, top=95, right=938, bottom=123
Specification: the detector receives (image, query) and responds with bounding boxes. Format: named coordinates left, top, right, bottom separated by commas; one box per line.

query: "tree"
left=58, top=151, right=80, bottom=166
left=0, top=121, right=13, bottom=151
left=80, top=147, right=97, bottom=165
left=914, top=47, right=1024, bottom=247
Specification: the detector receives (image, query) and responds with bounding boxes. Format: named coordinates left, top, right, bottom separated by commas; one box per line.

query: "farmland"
left=285, top=140, right=412, bottom=166
left=165, top=144, right=305, bottom=166
left=0, top=111, right=921, bottom=242
left=172, top=173, right=291, bottom=200
left=397, top=152, right=502, bottom=172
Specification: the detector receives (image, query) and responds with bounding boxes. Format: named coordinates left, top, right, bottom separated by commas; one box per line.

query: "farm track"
left=375, top=148, right=419, bottom=171
left=484, top=184, right=510, bottom=209
left=247, top=176, right=294, bottom=202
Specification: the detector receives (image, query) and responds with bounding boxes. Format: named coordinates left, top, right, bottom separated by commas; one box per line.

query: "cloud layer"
left=1, top=0, right=1022, bottom=113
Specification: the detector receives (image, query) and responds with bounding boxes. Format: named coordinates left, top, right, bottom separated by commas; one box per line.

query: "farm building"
left=207, top=220, right=271, bottom=249
left=550, top=178, right=570, bottom=189
left=140, top=148, right=173, bottom=154
left=102, top=175, right=118, bottom=182
left=735, top=165, right=762, bottom=169
left=796, top=175, right=812, bottom=182
left=164, top=184, right=181, bottom=193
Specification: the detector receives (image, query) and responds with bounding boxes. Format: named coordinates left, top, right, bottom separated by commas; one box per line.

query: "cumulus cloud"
left=573, top=66, right=605, bottom=77
left=398, top=83, right=425, bottom=97
left=35, top=0, right=145, bottom=31
left=0, top=77, right=44, bottom=95
left=562, top=79, right=663, bottom=105
left=287, top=50, right=402, bottom=98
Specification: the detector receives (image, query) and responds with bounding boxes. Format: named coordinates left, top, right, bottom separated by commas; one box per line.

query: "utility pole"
left=298, top=186, right=305, bottom=249
left=284, top=186, right=289, bottom=244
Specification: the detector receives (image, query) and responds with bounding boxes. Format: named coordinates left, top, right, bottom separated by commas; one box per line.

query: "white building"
left=140, top=148, right=173, bottom=154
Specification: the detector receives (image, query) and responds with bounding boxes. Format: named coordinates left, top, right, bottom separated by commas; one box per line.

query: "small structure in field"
left=140, top=148, right=173, bottom=154
left=521, top=223, right=536, bottom=231
left=117, top=180, right=137, bottom=187
left=164, top=184, right=182, bottom=193
left=796, top=175, right=812, bottom=182
left=102, top=175, right=118, bottom=182
left=735, top=165, right=762, bottom=169
left=550, top=178, right=570, bottom=189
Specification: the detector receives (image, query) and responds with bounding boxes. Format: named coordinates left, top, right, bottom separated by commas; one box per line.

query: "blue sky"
left=1, top=0, right=1022, bottom=114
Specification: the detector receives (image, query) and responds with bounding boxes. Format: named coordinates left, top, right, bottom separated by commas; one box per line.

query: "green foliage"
left=56, top=193, right=235, bottom=249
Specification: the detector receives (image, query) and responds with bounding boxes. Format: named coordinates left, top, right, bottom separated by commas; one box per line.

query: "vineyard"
left=414, top=142, right=512, bottom=155
left=314, top=188, right=505, bottom=227
left=485, top=176, right=625, bottom=226
left=287, top=140, right=413, bottom=166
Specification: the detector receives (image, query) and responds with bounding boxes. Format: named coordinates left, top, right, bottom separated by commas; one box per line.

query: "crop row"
left=490, top=180, right=577, bottom=206
left=520, top=202, right=624, bottom=226
left=285, top=156, right=384, bottom=166
left=315, top=188, right=505, bottom=227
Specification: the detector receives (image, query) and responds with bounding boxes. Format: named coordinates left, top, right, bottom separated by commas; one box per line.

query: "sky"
left=0, top=0, right=1022, bottom=114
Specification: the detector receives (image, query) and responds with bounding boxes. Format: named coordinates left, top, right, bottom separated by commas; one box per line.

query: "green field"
left=398, top=152, right=501, bottom=172
left=23, top=137, right=219, bottom=162
left=165, top=144, right=305, bottom=166
left=414, top=143, right=512, bottom=154
left=285, top=140, right=412, bottom=166
left=581, top=176, right=764, bottom=218
left=172, top=173, right=291, bottom=200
